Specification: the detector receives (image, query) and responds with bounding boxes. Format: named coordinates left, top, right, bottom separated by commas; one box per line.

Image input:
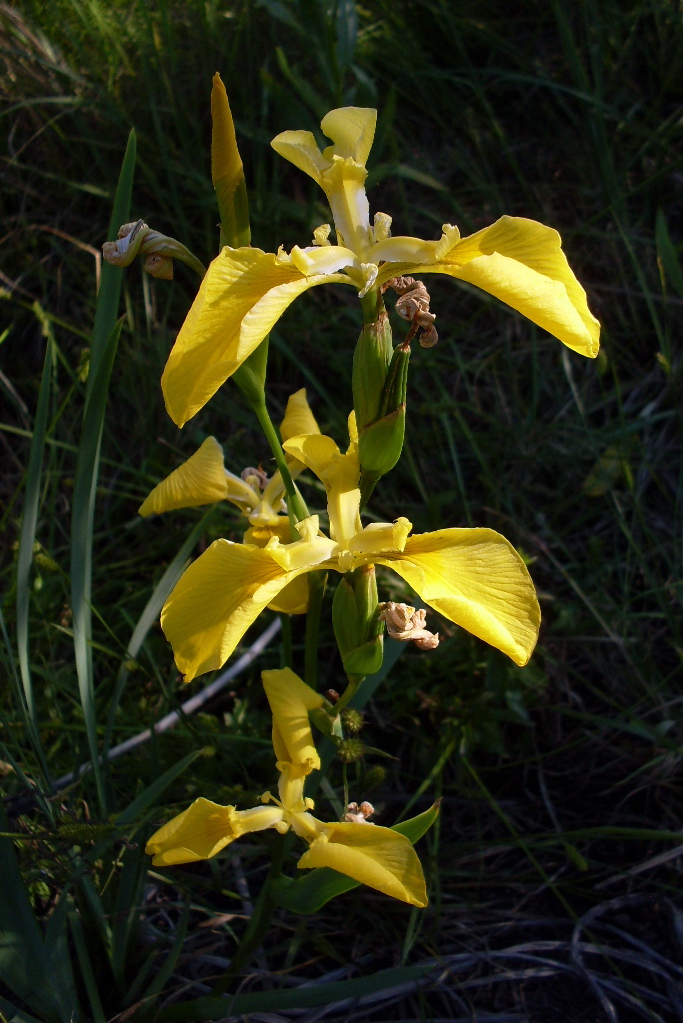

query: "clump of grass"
left=1, top=0, right=682, bottom=1017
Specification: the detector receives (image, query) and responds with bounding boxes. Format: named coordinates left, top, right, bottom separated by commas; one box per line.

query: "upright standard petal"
left=162, top=246, right=352, bottom=426
left=261, top=667, right=324, bottom=773
left=161, top=540, right=299, bottom=681
left=145, top=797, right=283, bottom=865
left=280, top=388, right=322, bottom=442
left=270, top=129, right=330, bottom=184
left=320, top=107, right=377, bottom=166
left=297, top=823, right=427, bottom=907
left=377, top=527, right=540, bottom=666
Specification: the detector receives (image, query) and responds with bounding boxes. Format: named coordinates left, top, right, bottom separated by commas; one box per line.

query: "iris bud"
left=332, top=564, right=384, bottom=679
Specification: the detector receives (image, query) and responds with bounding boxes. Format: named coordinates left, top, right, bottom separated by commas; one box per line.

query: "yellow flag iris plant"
left=105, top=78, right=601, bottom=979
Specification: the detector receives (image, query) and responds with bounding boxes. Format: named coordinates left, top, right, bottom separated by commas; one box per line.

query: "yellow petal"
left=377, top=216, right=599, bottom=357
left=244, top=518, right=292, bottom=547
left=161, top=246, right=352, bottom=426
left=320, top=107, right=377, bottom=166
left=161, top=539, right=300, bottom=681
left=145, top=798, right=283, bottom=866
left=280, top=388, right=322, bottom=442
left=270, top=129, right=329, bottom=184
left=267, top=575, right=310, bottom=615
left=261, top=667, right=324, bottom=773
left=138, top=437, right=228, bottom=517
left=377, top=528, right=540, bottom=666
left=297, top=823, right=427, bottom=907
left=282, top=433, right=342, bottom=479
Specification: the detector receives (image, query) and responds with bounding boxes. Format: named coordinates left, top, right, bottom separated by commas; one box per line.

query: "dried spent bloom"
left=103, top=220, right=206, bottom=279
left=378, top=602, right=440, bottom=650
left=385, top=276, right=438, bottom=348
left=344, top=801, right=375, bottom=824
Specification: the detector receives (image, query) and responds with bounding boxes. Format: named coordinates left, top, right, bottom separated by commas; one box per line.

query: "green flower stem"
left=334, top=674, right=363, bottom=716
left=304, top=571, right=327, bottom=688
left=360, top=288, right=382, bottom=324
left=210, top=833, right=290, bottom=996
left=250, top=396, right=309, bottom=530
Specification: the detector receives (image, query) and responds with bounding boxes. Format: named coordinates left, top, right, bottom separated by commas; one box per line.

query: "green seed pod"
left=332, top=566, right=384, bottom=678
left=352, top=301, right=393, bottom=433
left=365, top=764, right=387, bottom=790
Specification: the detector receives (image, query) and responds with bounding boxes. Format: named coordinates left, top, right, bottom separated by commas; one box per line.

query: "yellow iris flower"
left=161, top=412, right=540, bottom=682
left=146, top=667, right=427, bottom=907
left=138, top=389, right=321, bottom=614
left=162, top=106, right=600, bottom=427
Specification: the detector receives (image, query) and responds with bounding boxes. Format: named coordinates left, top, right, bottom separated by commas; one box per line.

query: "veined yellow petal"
left=161, top=539, right=302, bottom=681
left=320, top=107, right=377, bottom=167
left=267, top=575, right=310, bottom=615
left=261, top=667, right=324, bottom=773
left=161, top=246, right=352, bottom=427
left=287, top=244, right=358, bottom=276
left=382, top=216, right=599, bottom=357
left=282, top=433, right=342, bottom=478
left=270, top=129, right=329, bottom=184
left=454, top=253, right=596, bottom=357
left=377, top=528, right=540, bottom=666
left=244, top=519, right=309, bottom=611
left=224, top=470, right=260, bottom=514
left=244, top=519, right=292, bottom=547
left=145, top=797, right=283, bottom=866
left=297, top=822, right=427, bottom=907
left=280, top=388, right=322, bottom=442
left=138, top=437, right=228, bottom=517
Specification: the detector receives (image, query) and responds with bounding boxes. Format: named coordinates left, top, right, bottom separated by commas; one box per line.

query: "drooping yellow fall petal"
left=161, top=246, right=353, bottom=426
left=297, top=823, right=427, bottom=907
left=138, top=437, right=228, bottom=517
left=380, top=216, right=599, bottom=358
left=377, top=527, right=540, bottom=666
left=242, top=519, right=309, bottom=614
left=145, top=797, right=283, bottom=865
left=261, top=667, right=324, bottom=773
left=267, top=575, right=310, bottom=615
left=161, top=540, right=296, bottom=681
left=280, top=388, right=321, bottom=442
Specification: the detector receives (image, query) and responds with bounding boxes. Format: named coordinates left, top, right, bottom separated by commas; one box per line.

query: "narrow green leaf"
left=656, top=208, right=683, bottom=301
left=271, top=803, right=440, bottom=915
left=103, top=507, right=215, bottom=760
left=89, top=128, right=135, bottom=391
left=68, top=901, right=106, bottom=1023
left=115, top=749, right=204, bottom=826
left=70, top=319, right=123, bottom=815
left=14, top=320, right=54, bottom=785
left=159, top=962, right=437, bottom=1020
left=110, top=837, right=150, bottom=989
left=0, top=994, right=44, bottom=1023
left=0, top=805, right=66, bottom=1021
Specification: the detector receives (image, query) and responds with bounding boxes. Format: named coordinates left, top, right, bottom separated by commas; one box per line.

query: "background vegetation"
left=1, top=0, right=682, bottom=1019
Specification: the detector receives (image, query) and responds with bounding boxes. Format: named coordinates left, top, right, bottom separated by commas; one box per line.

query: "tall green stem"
left=250, top=396, right=308, bottom=530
